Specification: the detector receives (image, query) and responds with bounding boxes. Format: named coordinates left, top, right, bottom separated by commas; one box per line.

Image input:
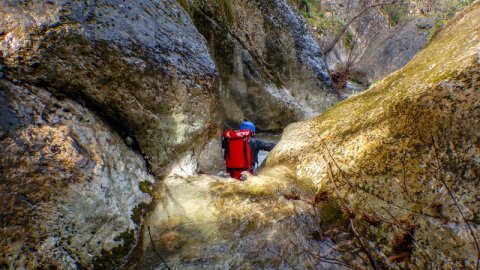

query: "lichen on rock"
left=0, top=82, right=153, bottom=268
left=267, top=2, right=480, bottom=268
left=0, top=1, right=226, bottom=268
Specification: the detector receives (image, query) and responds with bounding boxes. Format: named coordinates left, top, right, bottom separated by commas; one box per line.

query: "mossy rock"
left=92, top=229, right=136, bottom=270
left=267, top=2, right=480, bottom=268
left=131, top=202, right=149, bottom=225
left=139, top=180, right=154, bottom=196
left=317, top=198, right=350, bottom=231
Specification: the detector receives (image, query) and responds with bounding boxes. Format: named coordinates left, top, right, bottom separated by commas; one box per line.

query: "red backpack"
left=222, top=129, right=253, bottom=180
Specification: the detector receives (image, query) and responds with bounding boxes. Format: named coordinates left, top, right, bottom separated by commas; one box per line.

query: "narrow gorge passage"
left=1, top=1, right=479, bottom=269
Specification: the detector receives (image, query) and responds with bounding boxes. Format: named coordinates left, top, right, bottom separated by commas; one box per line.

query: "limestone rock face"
left=0, top=81, right=154, bottom=268
left=0, top=0, right=224, bottom=268
left=306, top=0, right=467, bottom=85
left=268, top=3, right=480, bottom=268
left=344, top=16, right=435, bottom=84
left=0, top=0, right=222, bottom=178
left=190, top=0, right=339, bottom=130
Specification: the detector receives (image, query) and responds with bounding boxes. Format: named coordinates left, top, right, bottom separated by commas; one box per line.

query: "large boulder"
left=346, top=16, right=435, bottom=84
left=267, top=3, right=480, bottom=268
left=0, top=0, right=224, bottom=268
left=0, top=81, right=154, bottom=268
left=188, top=0, right=339, bottom=130
left=0, top=0, right=223, bottom=178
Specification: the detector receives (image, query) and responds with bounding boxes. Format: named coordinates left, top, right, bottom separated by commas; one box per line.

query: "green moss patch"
left=380, top=3, right=408, bottom=27
left=131, top=202, right=149, bottom=225
left=184, top=0, right=236, bottom=24
left=139, top=180, right=153, bottom=196
left=316, top=196, right=350, bottom=232
left=92, top=229, right=136, bottom=270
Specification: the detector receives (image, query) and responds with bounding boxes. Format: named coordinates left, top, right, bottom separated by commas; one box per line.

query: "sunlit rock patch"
left=127, top=166, right=370, bottom=269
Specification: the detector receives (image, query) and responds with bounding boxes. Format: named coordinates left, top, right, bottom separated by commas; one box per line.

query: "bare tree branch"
left=431, top=136, right=480, bottom=270
left=350, top=219, right=381, bottom=270
left=148, top=226, right=172, bottom=270
left=324, top=0, right=400, bottom=55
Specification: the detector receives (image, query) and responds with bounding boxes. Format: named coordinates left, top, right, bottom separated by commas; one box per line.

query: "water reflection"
left=256, top=133, right=281, bottom=168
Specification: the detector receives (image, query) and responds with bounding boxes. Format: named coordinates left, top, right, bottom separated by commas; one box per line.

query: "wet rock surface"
left=128, top=169, right=355, bottom=270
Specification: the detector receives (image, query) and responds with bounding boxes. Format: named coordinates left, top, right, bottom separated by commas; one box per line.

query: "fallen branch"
left=350, top=219, right=381, bottom=270
left=148, top=226, right=172, bottom=270
left=289, top=240, right=362, bottom=270
left=431, top=136, right=480, bottom=269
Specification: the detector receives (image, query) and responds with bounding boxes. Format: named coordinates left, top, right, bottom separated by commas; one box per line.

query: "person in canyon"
left=239, top=120, right=276, bottom=173
left=222, top=119, right=276, bottom=178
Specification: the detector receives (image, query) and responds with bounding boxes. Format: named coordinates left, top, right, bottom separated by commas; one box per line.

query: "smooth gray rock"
left=191, top=0, right=339, bottom=131
left=0, top=0, right=224, bottom=268
left=0, top=0, right=223, bottom=178
left=310, top=0, right=436, bottom=85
